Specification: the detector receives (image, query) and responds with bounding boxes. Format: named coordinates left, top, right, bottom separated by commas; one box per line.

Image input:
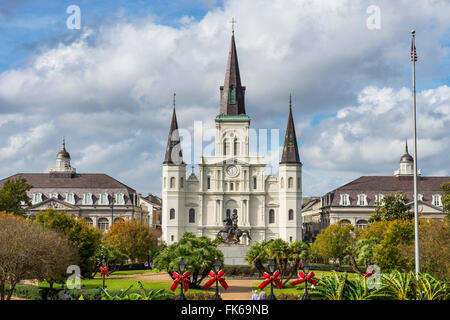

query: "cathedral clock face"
left=226, top=165, right=239, bottom=177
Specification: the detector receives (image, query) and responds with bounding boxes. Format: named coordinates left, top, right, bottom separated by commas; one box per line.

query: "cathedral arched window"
left=180, top=177, right=184, bottom=188
left=234, top=138, right=239, bottom=156
left=207, top=177, right=211, bottom=190
left=269, top=210, right=275, bottom=224
left=223, top=139, right=230, bottom=156
left=253, top=176, right=257, bottom=190
left=98, top=218, right=109, bottom=232
left=288, top=177, right=293, bottom=188
left=169, top=208, right=175, bottom=220
left=189, top=208, right=195, bottom=223
left=170, top=177, right=175, bottom=189
left=288, top=209, right=294, bottom=221
left=297, top=178, right=301, bottom=189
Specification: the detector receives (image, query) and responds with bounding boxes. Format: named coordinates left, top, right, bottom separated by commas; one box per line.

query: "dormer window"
left=49, top=192, right=58, bottom=199
left=357, top=194, right=367, bottom=206
left=339, top=194, right=350, bottom=206
left=375, top=194, right=384, bottom=205
left=99, top=193, right=109, bottom=205
left=414, top=193, right=424, bottom=201
left=116, top=193, right=125, bottom=205
left=32, top=192, right=43, bottom=204
left=432, top=194, right=442, bottom=207
left=82, top=192, right=93, bottom=205
left=65, top=192, right=75, bottom=205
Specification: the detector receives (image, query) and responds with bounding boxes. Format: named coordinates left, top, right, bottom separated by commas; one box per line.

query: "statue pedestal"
left=218, top=244, right=251, bottom=266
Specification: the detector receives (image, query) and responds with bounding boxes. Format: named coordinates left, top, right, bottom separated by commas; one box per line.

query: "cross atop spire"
left=62, top=136, right=66, bottom=150
left=229, top=17, right=237, bottom=35
left=173, top=92, right=176, bottom=109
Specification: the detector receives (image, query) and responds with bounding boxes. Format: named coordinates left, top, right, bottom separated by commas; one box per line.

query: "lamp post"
left=267, top=260, right=277, bottom=300
left=212, top=259, right=222, bottom=300
left=301, top=260, right=311, bottom=300
left=175, top=258, right=187, bottom=300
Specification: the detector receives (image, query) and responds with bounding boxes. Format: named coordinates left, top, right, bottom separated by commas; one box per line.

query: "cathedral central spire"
left=219, top=32, right=246, bottom=116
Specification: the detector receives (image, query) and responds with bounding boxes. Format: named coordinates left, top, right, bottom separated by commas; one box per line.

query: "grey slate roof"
left=324, top=175, right=449, bottom=207
left=0, top=173, right=137, bottom=206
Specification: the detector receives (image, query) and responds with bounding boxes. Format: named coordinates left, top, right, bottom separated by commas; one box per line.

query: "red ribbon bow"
left=170, top=271, right=190, bottom=292
left=100, top=266, right=109, bottom=277
left=290, top=271, right=318, bottom=286
left=204, top=270, right=229, bottom=290
left=258, top=270, right=284, bottom=290
left=364, top=268, right=375, bottom=278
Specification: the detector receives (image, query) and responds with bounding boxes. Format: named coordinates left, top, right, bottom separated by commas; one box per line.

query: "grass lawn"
left=39, top=270, right=211, bottom=294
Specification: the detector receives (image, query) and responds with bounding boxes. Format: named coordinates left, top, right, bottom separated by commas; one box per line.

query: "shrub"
left=276, top=293, right=301, bottom=300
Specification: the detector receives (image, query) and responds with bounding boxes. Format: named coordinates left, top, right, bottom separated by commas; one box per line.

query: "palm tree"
left=381, top=271, right=415, bottom=300
left=345, top=277, right=389, bottom=300
left=315, top=272, right=348, bottom=300
left=414, top=273, right=449, bottom=300
left=245, top=241, right=269, bottom=275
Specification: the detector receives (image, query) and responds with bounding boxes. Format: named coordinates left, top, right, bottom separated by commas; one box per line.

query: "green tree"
left=35, top=209, right=102, bottom=278
left=400, top=219, right=450, bottom=281
left=0, top=213, right=78, bottom=300
left=91, top=244, right=130, bottom=276
left=312, top=224, right=357, bottom=265
left=372, top=219, right=414, bottom=273
left=0, top=178, right=32, bottom=216
left=245, top=240, right=269, bottom=275
left=103, top=220, right=158, bottom=262
left=153, top=233, right=223, bottom=288
left=441, top=182, right=450, bottom=220
left=369, top=191, right=413, bottom=223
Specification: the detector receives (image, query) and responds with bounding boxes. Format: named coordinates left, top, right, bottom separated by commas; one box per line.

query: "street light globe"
left=268, top=260, right=276, bottom=274
left=213, top=259, right=222, bottom=273
left=178, top=257, right=187, bottom=273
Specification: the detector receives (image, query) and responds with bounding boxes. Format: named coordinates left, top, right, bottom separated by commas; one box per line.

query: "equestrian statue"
left=217, top=211, right=252, bottom=244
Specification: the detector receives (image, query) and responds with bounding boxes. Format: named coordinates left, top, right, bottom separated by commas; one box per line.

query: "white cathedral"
left=162, top=32, right=303, bottom=245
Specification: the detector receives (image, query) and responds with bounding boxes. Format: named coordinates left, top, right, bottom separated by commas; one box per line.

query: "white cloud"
left=0, top=0, right=449, bottom=196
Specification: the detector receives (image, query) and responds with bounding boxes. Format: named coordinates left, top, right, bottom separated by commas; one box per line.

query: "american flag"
left=411, top=42, right=418, bottom=62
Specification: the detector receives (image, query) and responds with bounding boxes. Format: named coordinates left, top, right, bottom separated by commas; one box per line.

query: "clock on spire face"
left=226, top=165, right=239, bottom=177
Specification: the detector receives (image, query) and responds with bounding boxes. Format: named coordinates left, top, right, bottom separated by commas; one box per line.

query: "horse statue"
left=217, top=213, right=252, bottom=244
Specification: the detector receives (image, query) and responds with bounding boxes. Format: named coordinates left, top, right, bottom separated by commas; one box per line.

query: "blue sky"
left=0, top=0, right=449, bottom=197
left=0, top=0, right=223, bottom=71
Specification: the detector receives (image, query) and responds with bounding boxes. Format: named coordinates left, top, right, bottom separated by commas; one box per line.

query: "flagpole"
left=411, top=29, right=420, bottom=279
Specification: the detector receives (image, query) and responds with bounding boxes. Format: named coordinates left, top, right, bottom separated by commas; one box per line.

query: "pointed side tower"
left=278, top=95, right=302, bottom=242
left=162, top=94, right=186, bottom=244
